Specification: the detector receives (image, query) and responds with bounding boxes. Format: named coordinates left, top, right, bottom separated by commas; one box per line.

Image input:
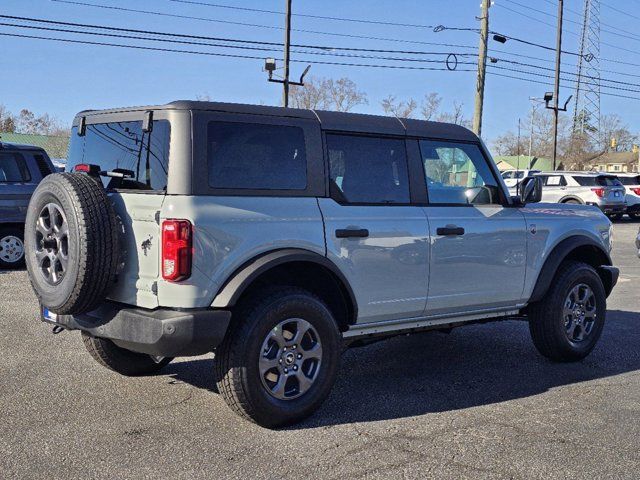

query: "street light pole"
left=282, top=0, right=292, bottom=107
left=551, top=0, right=564, bottom=170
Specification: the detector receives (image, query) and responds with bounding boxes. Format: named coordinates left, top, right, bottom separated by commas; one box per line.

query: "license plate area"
left=41, top=306, right=58, bottom=324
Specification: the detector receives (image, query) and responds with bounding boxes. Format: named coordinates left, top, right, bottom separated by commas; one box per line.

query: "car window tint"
left=619, top=176, right=640, bottom=185
left=65, top=120, right=170, bottom=191
left=419, top=140, right=500, bottom=205
left=208, top=121, right=307, bottom=190
left=327, top=134, right=410, bottom=204
left=597, top=176, right=623, bottom=187
left=0, top=153, right=30, bottom=182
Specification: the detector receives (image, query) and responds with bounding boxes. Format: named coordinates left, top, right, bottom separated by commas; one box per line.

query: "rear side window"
left=207, top=121, right=307, bottom=190
left=66, top=120, right=171, bottom=191
left=327, top=134, right=410, bottom=204
left=33, top=153, right=53, bottom=178
left=574, top=175, right=622, bottom=187
left=618, top=175, right=640, bottom=186
left=0, top=153, right=31, bottom=182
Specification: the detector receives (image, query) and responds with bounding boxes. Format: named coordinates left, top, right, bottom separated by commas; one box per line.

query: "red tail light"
left=632, top=188, right=640, bottom=196
left=591, top=188, right=605, bottom=198
left=162, top=220, right=192, bottom=282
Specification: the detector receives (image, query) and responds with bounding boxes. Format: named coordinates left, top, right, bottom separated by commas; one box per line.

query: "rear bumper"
left=46, top=303, right=231, bottom=357
left=596, top=204, right=626, bottom=214
left=626, top=203, right=640, bottom=214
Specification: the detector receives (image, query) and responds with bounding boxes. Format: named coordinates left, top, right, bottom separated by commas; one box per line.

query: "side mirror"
left=519, top=176, right=543, bottom=204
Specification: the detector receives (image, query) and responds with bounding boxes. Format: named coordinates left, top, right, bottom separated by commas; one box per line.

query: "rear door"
left=319, top=133, right=430, bottom=324
left=417, top=140, right=527, bottom=315
left=64, top=114, right=172, bottom=308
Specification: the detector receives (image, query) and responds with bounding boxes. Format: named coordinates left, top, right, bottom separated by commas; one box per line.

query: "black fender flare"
left=211, top=248, right=358, bottom=318
left=529, top=236, right=613, bottom=303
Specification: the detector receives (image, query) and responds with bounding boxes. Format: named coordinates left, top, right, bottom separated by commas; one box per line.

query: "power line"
left=50, top=0, right=477, bottom=49
left=168, top=0, right=436, bottom=29
left=0, top=31, right=477, bottom=72
left=7, top=15, right=640, bottom=89
left=0, top=21, right=477, bottom=64
left=488, top=71, right=640, bottom=102
left=0, top=14, right=476, bottom=56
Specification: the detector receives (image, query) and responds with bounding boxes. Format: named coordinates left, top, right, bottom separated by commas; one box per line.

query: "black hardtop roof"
left=74, top=100, right=478, bottom=141
left=0, top=142, right=47, bottom=152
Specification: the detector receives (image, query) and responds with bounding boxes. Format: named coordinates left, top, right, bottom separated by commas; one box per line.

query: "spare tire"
left=25, top=173, right=120, bottom=315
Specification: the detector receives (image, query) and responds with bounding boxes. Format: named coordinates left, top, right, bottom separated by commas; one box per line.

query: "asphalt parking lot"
left=1, top=221, right=639, bottom=479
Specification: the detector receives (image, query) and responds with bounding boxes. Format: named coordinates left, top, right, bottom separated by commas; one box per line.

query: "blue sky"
left=2, top=0, right=640, bottom=145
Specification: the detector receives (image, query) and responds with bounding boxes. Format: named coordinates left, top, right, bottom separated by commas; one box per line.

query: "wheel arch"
left=211, top=249, right=357, bottom=331
left=529, top=236, right=614, bottom=303
left=560, top=195, right=584, bottom=204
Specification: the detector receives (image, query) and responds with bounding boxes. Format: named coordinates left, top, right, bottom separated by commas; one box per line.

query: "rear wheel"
left=214, top=287, right=341, bottom=428
left=81, top=332, right=173, bottom=376
left=563, top=199, right=581, bottom=205
left=528, top=261, right=606, bottom=362
left=0, top=226, right=25, bottom=268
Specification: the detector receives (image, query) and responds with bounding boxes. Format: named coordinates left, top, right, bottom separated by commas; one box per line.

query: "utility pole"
left=282, top=0, right=292, bottom=107
left=551, top=0, right=564, bottom=170
left=472, top=0, right=490, bottom=137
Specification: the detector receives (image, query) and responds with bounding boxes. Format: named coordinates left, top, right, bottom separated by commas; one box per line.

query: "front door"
left=417, top=140, right=527, bottom=316
left=319, top=134, right=430, bottom=324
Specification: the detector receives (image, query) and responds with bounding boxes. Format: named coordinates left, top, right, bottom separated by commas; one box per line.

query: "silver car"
left=533, top=172, right=626, bottom=218
left=23, top=101, right=619, bottom=428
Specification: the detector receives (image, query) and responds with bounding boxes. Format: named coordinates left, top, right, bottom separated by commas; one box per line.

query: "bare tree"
left=0, top=105, right=16, bottom=132
left=436, top=101, right=470, bottom=128
left=289, top=76, right=367, bottom=111
left=381, top=95, right=417, bottom=119
left=421, top=93, right=442, bottom=121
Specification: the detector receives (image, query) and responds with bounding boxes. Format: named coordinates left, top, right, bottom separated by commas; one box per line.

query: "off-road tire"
left=82, top=332, right=173, bottom=376
left=24, top=173, right=120, bottom=314
left=0, top=225, right=25, bottom=268
left=528, top=261, right=606, bottom=362
left=214, top=287, right=341, bottom=428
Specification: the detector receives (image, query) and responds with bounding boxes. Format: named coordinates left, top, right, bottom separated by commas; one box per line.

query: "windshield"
left=66, top=120, right=170, bottom=191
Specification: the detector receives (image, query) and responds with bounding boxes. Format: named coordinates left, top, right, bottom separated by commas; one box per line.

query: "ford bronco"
left=24, top=101, right=618, bottom=428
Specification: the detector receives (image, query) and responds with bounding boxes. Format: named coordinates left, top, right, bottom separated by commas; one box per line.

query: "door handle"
left=335, top=228, right=369, bottom=238
left=436, top=226, right=465, bottom=236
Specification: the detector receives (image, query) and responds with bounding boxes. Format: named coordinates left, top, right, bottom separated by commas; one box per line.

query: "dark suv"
left=0, top=142, right=56, bottom=267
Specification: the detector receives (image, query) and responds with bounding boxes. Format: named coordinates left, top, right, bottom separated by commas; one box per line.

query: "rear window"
left=66, top=120, right=170, bottom=191
left=207, top=121, right=307, bottom=190
left=0, top=152, right=31, bottom=182
left=618, top=175, right=640, bottom=186
left=573, top=175, right=622, bottom=187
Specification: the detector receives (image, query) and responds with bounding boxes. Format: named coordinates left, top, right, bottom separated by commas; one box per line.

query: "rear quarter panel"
left=157, top=196, right=326, bottom=309
left=520, top=203, right=612, bottom=300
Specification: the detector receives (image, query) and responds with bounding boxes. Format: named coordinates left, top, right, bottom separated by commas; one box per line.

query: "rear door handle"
left=436, top=226, right=465, bottom=236
left=335, top=228, right=369, bottom=238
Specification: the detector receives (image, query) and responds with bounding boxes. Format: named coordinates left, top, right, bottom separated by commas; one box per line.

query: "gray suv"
left=24, top=102, right=618, bottom=427
left=0, top=142, right=56, bottom=268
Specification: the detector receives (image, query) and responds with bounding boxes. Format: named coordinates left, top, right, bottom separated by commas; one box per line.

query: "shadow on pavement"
left=164, top=310, right=640, bottom=428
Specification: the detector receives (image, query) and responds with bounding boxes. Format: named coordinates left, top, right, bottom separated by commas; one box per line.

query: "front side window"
left=207, top=121, right=307, bottom=190
left=327, top=134, right=410, bottom=204
left=419, top=140, right=501, bottom=205
left=0, top=153, right=31, bottom=182
left=66, top=120, right=170, bottom=190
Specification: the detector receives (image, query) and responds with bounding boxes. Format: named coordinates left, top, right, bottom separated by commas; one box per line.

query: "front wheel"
left=214, top=287, right=341, bottom=428
left=528, top=261, right=606, bottom=362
